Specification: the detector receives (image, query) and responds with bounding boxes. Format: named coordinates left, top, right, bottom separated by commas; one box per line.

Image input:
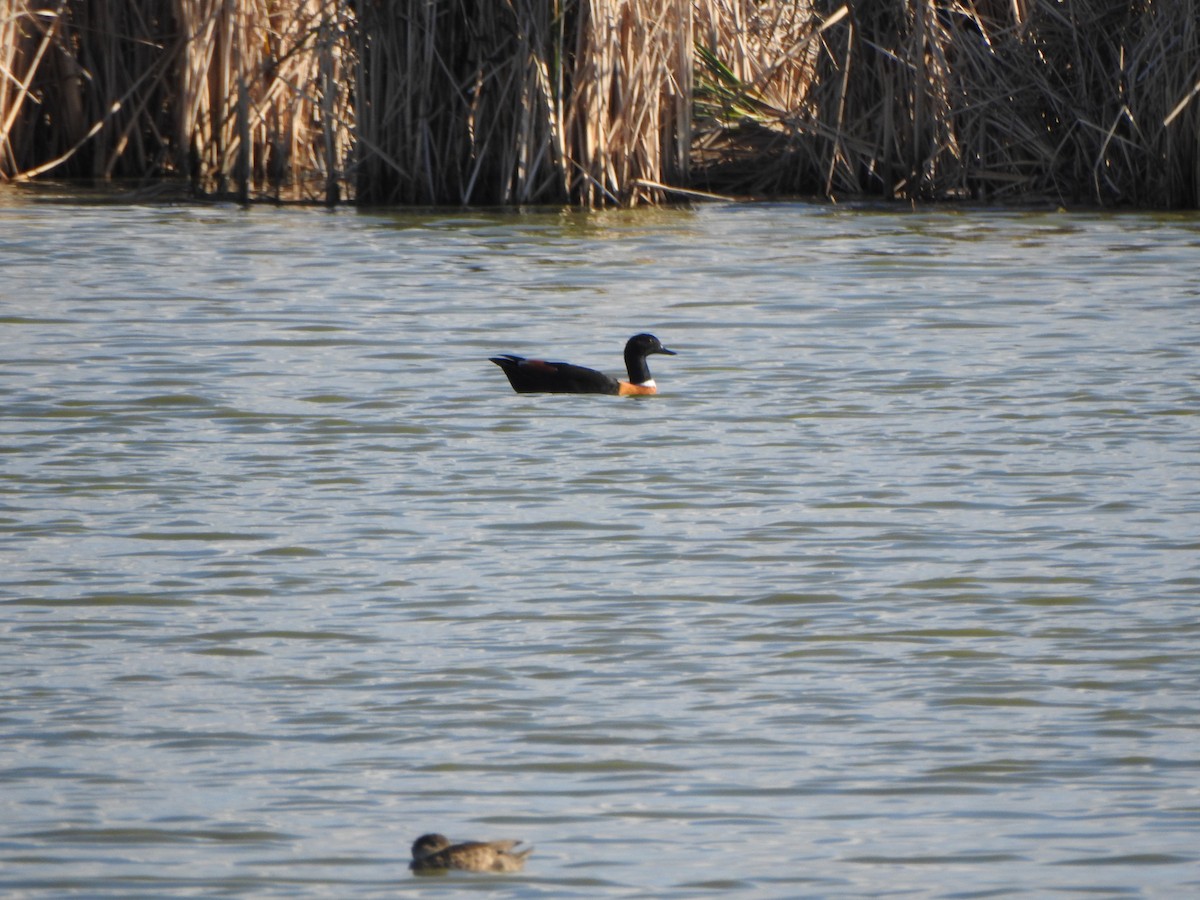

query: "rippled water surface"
left=1, top=192, right=1198, bottom=898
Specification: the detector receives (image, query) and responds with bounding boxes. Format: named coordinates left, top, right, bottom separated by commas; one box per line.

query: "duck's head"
left=411, top=834, right=451, bottom=859
left=626, top=333, right=676, bottom=358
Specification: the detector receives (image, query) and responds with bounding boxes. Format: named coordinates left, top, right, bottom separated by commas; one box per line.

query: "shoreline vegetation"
left=2, top=1, right=1197, bottom=208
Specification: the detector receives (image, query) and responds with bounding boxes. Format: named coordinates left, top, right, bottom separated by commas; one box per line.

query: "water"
left=1, top=191, right=1198, bottom=898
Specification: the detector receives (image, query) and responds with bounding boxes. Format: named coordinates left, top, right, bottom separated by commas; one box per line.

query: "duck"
left=490, top=333, right=676, bottom=395
left=409, top=833, right=533, bottom=874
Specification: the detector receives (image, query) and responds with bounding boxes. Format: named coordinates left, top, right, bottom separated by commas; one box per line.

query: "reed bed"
left=173, top=0, right=353, bottom=202
left=352, top=0, right=692, bottom=206
left=2, top=0, right=1198, bottom=206
left=1, top=0, right=353, bottom=201
left=351, top=0, right=569, bottom=205
left=694, top=0, right=1200, bottom=206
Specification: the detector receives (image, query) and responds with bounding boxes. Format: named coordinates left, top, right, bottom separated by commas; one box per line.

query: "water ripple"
left=0, top=199, right=1197, bottom=897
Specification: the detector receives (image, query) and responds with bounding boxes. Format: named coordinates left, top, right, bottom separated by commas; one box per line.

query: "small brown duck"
left=409, top=833, right=533, bottom=874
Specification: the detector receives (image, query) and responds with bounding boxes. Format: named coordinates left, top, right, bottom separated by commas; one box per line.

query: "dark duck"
left=490, top=333, right=676, bottom=395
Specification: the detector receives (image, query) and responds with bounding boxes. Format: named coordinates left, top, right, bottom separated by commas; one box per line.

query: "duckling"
left=409, top=833, right=533, bottom=874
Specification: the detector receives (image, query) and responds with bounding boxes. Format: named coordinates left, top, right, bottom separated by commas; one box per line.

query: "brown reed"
left=693, top=0, right=1200, bottom=207
left=351, top=0, right=692, bottom=206
left=2, top=0, right=1197, bottom=207
left=1, top=0, right=354, bottom=201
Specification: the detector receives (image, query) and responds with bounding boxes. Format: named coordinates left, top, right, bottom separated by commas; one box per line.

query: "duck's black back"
left=490, top=356, right=620, bottom=394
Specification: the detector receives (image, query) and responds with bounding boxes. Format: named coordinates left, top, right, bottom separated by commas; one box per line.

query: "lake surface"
left=1, top=189, right=1198, bottom=898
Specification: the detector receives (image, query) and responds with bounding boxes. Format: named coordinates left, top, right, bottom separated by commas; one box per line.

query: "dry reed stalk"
left=692, top=0, right=835, bottom=195
left=353, top=0, right=692, bottom=207
left=1, top=0, right=353, bottom=199
left=353, top=0, right=547, bottom=204
left=1, top=0, right=73, bottom=179
left=561, top=0, right=692, bottom=206
left=694, top=0, right=825, bottom=116
left=2, top=0, right=192, bottom=182
left=4, top=0, right=1197, bottom=207
left=174, top=0, right=353, bottom=200
left=693, top=0, right=1200, bottom=207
